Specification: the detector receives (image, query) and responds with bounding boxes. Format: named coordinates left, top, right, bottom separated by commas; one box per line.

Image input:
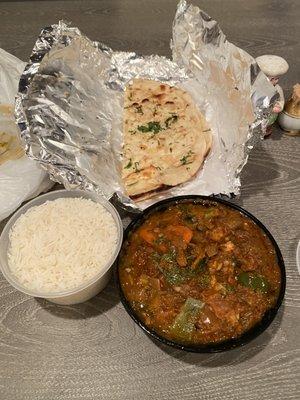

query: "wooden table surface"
left=0, top=1, right=299, bottom=399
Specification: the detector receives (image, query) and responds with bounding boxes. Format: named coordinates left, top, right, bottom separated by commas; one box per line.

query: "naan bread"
left=122, top=79, right=212, bottom=198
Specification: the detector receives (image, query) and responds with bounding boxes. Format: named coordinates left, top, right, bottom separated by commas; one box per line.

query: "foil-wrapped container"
left=15, top=0, right=278, bottom=210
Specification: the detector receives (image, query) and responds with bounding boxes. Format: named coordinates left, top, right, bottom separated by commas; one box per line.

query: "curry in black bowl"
left=117, top=196, right=285, bottom=352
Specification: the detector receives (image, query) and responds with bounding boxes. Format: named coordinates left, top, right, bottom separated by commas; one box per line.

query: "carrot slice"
left=139, top=228, right=156, bottom=244
left=166, top=225, right=193, bottom=244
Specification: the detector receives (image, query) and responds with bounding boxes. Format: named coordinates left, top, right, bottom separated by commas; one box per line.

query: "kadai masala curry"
left=119, top=201, right=282, bottom=345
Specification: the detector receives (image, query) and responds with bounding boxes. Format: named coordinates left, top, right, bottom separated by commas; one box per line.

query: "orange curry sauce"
left=119, top=202, right=281, bottom=345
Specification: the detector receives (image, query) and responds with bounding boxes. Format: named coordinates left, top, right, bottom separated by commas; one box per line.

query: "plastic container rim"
left=0, top=189, right=123, bottom=299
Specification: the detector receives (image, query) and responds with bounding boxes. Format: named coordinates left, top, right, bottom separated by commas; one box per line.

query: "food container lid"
left=256, top=55, right=289, bottom=77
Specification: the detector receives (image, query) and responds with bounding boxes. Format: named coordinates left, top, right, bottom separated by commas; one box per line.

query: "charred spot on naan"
left=131, top=185, right=168, bottom=201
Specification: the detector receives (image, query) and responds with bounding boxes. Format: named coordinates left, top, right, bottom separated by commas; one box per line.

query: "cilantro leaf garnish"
left=137, top=121, right=163, bottom=134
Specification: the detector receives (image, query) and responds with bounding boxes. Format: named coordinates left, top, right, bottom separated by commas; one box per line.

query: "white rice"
left=8, top=198, right=118, bottom=293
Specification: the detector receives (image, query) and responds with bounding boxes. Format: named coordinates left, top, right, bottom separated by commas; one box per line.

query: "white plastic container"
left=0, top=189, right=123, bottom=305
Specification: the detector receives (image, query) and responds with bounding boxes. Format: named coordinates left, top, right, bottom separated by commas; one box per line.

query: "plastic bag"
left=0, top=48, right=52, bottom=221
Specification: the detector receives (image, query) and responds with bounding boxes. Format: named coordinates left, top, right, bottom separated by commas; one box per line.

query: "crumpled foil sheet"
left=15, top=0, right=278, bottom=211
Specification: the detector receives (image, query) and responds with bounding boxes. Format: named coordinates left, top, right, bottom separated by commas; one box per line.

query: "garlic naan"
left=122, top=79, right=212, bottom=198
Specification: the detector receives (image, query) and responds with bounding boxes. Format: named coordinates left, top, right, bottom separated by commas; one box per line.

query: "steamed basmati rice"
left=8, top=198, right=118, bottom=293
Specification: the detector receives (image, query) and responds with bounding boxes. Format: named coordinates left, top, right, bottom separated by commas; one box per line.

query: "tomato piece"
left=165, top=225, right=193, bottom=244
left=139, top=228, right=156, bottom=245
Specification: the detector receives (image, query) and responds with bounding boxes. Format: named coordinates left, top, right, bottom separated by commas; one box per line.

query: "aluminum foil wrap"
left=15, top=0, right=278, bottom=210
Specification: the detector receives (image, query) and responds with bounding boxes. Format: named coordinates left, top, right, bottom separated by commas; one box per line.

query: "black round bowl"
left=116, top=195, right=286, bottom=353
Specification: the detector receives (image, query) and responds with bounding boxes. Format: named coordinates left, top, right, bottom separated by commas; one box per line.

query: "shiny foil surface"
left=15, top=1, right=278, bottom=210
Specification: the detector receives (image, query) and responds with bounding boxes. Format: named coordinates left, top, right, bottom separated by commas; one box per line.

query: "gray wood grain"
left=0, top=1, right=299, bottom=399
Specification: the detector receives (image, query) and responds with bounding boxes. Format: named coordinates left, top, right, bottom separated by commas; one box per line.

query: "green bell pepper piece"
left=237, top=272, right=269, bottom=293
left=171, top=298, right=205, bottom=339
